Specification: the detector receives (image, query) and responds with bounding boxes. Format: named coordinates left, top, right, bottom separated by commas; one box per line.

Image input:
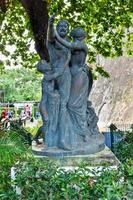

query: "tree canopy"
left=0, top=0, right=133, bottom=72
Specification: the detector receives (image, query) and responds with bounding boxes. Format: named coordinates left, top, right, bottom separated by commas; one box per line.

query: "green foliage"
left=0, top=129, right=31, bottom=167
left=0, top=0, right=39, bottom=70
left=49, top=0, right=133, bottom=60
left=93, top=64, right=110, bottom=79
left=114, top=141, right=133, bottom=162
left=0, top=128, right=133, bottom=199
left=0, top=0, right=133, bottom=75
left=0, top=68, right=41, bottom=102
left=112, top=130, right=133, bottom=197
left=1, top=158, right=133, bottom=200
left=0, top=127, right=32, bottom=197
left=1, top=158, right=130, bottom=199
left=113, top=130, right=133, bottom=163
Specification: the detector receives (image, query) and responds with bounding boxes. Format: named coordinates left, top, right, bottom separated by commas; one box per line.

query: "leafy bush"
left=0, top=129, right=30, bottom=167
left=113, top=130, right=133, bottom=162
left=0, top=129, right=133, bottom=199
left=0, top=128, right=31, bottom=198
left=1, top=158, right=133, bottom=199
left=5, top=158, right=130, bottom=200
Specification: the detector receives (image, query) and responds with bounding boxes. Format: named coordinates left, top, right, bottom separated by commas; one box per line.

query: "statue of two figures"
left=34, top=16, right=105, bottom=156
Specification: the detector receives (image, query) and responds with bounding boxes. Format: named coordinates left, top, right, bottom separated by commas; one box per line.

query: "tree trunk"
left=21, top=0, right=50, bottom=61
left=0, top=0, right=10, bottom=12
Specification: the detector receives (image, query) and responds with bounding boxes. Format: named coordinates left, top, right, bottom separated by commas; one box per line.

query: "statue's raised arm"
left=55, top=28, right=88, bottom=54
left=55, top=29, right=72, bottom=48
left=47, top=15, right=56, bottom=42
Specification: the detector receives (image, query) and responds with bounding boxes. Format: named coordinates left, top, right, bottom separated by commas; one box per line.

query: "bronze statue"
left=34, top=16, right=105, bottom=156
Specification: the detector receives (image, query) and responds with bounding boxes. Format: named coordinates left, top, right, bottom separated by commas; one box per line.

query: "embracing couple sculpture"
left=35, top=16, right=104, bottom=156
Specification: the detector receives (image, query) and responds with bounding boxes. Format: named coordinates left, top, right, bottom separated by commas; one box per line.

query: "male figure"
left=46, top=16, right=71, bottom=150
left=46, top=16, right=71, bottom=106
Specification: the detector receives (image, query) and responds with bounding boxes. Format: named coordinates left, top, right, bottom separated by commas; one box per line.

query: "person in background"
left=8, top=110, right=14, bottom=119
left=24, top=104, right=31, bottom=118
left=0, top=107, right=9, bottom=128
left=1, top=108, right=8, bottom=119
left=20, top=110, right=27, bottom=126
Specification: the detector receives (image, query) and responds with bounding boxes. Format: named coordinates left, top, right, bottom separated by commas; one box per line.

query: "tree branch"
left=21, top=0, right=50, bottom=61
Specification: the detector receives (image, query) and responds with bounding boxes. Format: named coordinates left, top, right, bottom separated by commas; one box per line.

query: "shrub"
left=0, top=129, right=133, bottom=199
left=11, top=158, right=132, bottom=200
left=113, top=130, right=133, bottom=162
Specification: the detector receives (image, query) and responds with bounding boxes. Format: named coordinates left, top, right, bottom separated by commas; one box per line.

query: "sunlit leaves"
left=49, top=0, right=133, bottom=60
left=0, top=0, right=133, bottom=75
left=95, top=65, right=110, bottom=78
left=0, top=0, right=39, bottom=69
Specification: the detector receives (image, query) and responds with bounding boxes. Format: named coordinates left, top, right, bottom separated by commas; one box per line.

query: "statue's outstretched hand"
left=36, top=59, right=49, bottom=74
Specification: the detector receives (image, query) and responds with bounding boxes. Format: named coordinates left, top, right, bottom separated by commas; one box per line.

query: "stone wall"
left=90, top=56, right=133, bottom=130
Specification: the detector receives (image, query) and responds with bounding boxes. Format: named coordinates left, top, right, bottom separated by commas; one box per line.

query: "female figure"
left=55, top=27, right=91, bottom=144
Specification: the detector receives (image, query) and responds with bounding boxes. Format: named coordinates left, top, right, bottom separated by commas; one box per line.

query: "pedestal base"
left=32, top=141, right=119, bottom=168
left=32, top=134, right=105, bottom=157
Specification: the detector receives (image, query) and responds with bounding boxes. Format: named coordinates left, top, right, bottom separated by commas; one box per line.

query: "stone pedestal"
left=32, top=142, right=119, bottom=168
